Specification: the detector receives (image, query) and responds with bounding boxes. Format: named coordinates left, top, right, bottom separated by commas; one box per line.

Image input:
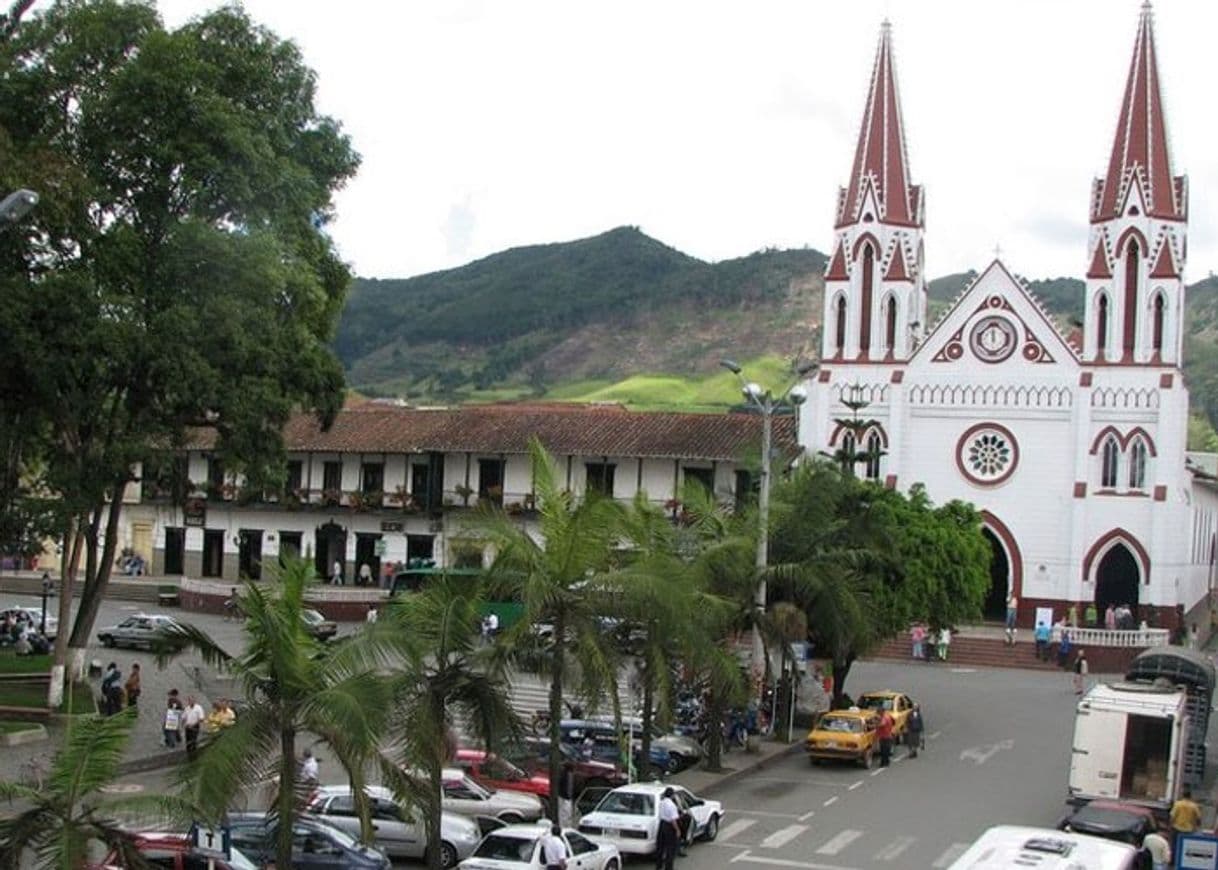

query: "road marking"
left=950, top=667, right=977, bottom=673
left=869, top=766, right=886, bottom=776
left=933, top=843, right=971, bottom=868
left=724, top=809, right=805, bottom=819
left=959, top=738, right=1015, bottom=765
left=847, top=780, right=863, bottom=790
left=798, top=809, right=816, bottom=822
left=816, top=829, right=863, bottom=855
left=730, top=849, right=862, bottom=869
left=760, top=825, right=808, bottom=849
left=874, top=836, right=917, bottom=862
left=719, top=819, right=757, bottom=842
left=823, top=796, right=838, bottom=807
left=929, top=731, right=942, bottom=740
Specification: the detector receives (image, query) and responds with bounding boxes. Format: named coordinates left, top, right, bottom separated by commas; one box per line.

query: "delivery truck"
left=1068, top=680, right=1189, bottom=813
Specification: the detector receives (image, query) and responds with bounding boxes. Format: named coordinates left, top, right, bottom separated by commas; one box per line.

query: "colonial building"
left=799, top=6, right=1218, bottom=628
left=118, top=402, right=793, bottom=583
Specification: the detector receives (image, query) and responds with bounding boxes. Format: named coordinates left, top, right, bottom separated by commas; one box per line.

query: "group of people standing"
left=875, top=705, right=926, bottom=767
left=909, top=624, right=951, bottom=661
left=100, top=662, right=141, bottom=716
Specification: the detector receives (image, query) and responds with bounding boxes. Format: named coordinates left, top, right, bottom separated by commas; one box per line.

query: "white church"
left=797, top=5, right=1218, bottom=630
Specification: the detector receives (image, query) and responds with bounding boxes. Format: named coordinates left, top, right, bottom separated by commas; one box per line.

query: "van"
left=948, top=825, right=1138, bottom=869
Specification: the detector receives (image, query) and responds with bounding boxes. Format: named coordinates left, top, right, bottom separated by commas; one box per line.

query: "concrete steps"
left=868, top=634, right=1068, bottom=671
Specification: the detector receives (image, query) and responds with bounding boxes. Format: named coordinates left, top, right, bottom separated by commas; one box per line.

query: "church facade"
left=797, top=6, right=1218, bottom=629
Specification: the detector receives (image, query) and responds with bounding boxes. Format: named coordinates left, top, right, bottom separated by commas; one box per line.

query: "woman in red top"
left=877, top=711, right=896, bottom=767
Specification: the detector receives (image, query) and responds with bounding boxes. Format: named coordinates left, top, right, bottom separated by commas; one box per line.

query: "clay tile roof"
left=188, top=403, right=798, bottom=462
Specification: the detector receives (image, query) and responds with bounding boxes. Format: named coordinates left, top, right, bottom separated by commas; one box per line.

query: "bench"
left=156, top=585, right=180, bottom=607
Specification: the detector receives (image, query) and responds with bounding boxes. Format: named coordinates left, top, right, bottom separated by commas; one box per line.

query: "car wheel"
left=860, top=750, right=873, bottom=769
left=703, top=814, right=720, bottom=841
left=100, top=636, right=114, bottom=648
left=604, top=859, right=620, bottom=870
left=666, top=755, right=682, bottom=773
left=499, top=812, right=524, bottom=824
left=436, top=841, right=458, bottom=869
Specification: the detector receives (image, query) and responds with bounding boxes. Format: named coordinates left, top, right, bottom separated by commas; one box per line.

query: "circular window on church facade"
left=956, top=422, right=1019, bottom=486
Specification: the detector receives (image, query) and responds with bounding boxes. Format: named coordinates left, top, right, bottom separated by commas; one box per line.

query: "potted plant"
left=363, top=489, right=384, bottom=509
left=321, top=488, right=342, bottom=507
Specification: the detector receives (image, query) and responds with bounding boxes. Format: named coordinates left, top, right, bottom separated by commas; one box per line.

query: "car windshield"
left=301, top=822, right=358, bottom=850
left=472, top=833, right=537, bottom=861
left=228, top=846, right=259, bottom=870
left=859, top=696, right=893, bottom=711
left=594, top=792, right=654, bottom=815
left=820, top=716, right=864, bottom=733
left=301, top=610, right=324, bottom=625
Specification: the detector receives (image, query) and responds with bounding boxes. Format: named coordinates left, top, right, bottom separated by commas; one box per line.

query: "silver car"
left=441, top=769, right=544, bottom=823
left=307, top=785, right=481, bottom=869
left=96, top=613, right=182, bottom=649
left=0, top=606, right=57, bottom=640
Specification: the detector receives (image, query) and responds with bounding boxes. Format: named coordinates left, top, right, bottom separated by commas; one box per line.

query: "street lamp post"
left=720, top=358, right=817, bottom=699
left=40, top=572, right=51, bottom=635
left=0, top=189, right=38, bottom=227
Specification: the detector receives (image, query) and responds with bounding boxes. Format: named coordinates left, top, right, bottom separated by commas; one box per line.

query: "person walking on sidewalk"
left=905, top=705, right=925, bottom=758
left=124, top=663, right=141, bottom=709
left=541, top=824, right=568, bottom=870
left=911, top=623, right=926, bottom=660
left=162, top=689, right=184, bottom=748
left=1034, top=621, right=1051, bottom=661
left=1073, top=650, right=1089, bottom=695
left=937, top=627, right=952, bottom=661
left=1005, top=595, right=1018, bottom=646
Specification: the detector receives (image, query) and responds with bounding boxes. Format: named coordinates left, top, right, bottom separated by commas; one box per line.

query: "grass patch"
left=0, top=681, right=96, bottom=714
left=0, top=653, right=51, bottom=675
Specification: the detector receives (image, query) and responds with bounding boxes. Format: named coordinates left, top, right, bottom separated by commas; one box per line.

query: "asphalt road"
left=677, top=659, right=1101, bottom=870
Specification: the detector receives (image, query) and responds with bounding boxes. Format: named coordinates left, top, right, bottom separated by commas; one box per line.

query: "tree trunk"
left=66, top=488, right=125, bottom=679
left=425, top=703, right=444, bottom=870
left=545, top=609, right=565, bottom=822
left=703, top=689, right=725, bottom=772
left=48, top=517, right=81, bottom=707
left=639, top=654, right=654, bottom=779
left=831, top=654, right=855, bottom=709
left=276, top=728, right=297, bottom=870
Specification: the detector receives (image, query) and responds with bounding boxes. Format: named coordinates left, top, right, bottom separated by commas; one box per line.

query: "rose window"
left=956, top=423, right=1019, bottom=486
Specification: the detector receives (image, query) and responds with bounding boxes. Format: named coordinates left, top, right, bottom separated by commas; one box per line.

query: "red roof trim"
left=884, top=243, right=912, bottom=281
left=1087, top=241, right=1112, bottom=279
left=825, top=241, right=849, bottom=280
left=1149, top=242, right=1178, bottom=278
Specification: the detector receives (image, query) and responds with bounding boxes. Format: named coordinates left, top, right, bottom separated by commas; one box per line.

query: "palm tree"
left=158, top=558, right=393, bottom=870
left=0, top=708, right=194, bottom=868
left=480, top=437, right=623, bottom=820
left=373, top=574, right=517, bottom=870
left=767, top=601, right=808, bottom=741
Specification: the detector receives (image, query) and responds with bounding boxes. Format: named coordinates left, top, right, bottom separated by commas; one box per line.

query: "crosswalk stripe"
left=816, top=829, right=863, bottom=855
left=874, top=836, right=917, bottom=862
left=718, top=819, right=757, bottom=842
left=933, top=843, right=970, bottom=868
left=760, top=825, right=808, bottom=849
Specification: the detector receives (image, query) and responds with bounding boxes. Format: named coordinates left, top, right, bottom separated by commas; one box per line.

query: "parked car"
left=95, top=832, right=259, bottom=870
left=0, top=606, right=56, bottom=640
left=96, top=613, right=183, bottom=650
left=577, top=782, right=722, bottom=857
left=500, top=737, right=628, bottom=793
left=225, top=812, right=390, bottom=870
left=804, top=708, right=881, bottom=767
left=454, top=749, right=551, bottom=797
left=856, top=690, right=916, bottom=735
left=300, top=608, right=338, bottom=641
left=557, top=720, right=671, bottom=776
left=458, top=822, right=621, bottom=870
left=584, top=715, right=704, bottom=772
left=1058, top=800, right=1158, bottom=846
left=440, top=768, right=545, bottom=823
left=306, top=784, right=481, bottom=868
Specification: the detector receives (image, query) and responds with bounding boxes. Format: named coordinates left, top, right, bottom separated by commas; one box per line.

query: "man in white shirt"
left=540, top=823, right=567, bottom=870
left=656, top=788, right=681, bottom=870
left=300, top=749, right=319, bottom=784
left=486, top=612, right=499, bottom=638
left=1142, top=829, right=1171, bottom=870
left=182, top=695, right=206, bottom=759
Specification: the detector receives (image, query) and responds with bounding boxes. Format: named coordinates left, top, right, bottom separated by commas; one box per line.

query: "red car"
left=454, top=748, right=552, bottom=798
left=96, top=832, right=258, bottom=870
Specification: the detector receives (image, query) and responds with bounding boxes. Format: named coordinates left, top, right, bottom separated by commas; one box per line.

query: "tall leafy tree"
left=0, top=0, right=357, bottom=701
left=0, top=708, right=194, bottom=869
left=157, top=560, right=391, bottom=870
left=481, top=438, right=622, bottom=820
left=374, top=575, right=518, bottom=870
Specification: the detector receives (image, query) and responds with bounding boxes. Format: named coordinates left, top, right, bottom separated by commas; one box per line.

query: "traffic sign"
left=189, top=822, right=231, bottom=861
left=1178, top=834, right=1218, bottom=870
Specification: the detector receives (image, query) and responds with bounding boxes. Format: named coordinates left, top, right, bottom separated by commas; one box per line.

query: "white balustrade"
left=1050, top=625, right=1170, bottom=648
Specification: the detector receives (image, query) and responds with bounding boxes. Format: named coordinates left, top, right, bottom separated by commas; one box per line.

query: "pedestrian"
left=486, top=611, right=499, bottom=639
left=1169, top=787, right=1202, bottom=858
left=1105, top=604, right=1117, bottom=631
left=163, top=689, right=184, bottom=748
left=937, top=627, right=951, bottom=661
left=358, top=562, right=372, bottom=587
left=1034, top=621, right=1051, bottom=661
left=224, top=587, right=240, bottom=620
left=381, top=561, right=394, bottom=590
left=540, top=823, right=568, bottom=870
left=910, top=623, right=926, bottom=659
left=124, top=662, right=141, bottom=709
left=182, top=694, right=206, bottom=759
left=1085, top=602, right=1098, bottom=628
left=1189, top=623, right=1199, bottom=650
left=1057, top=630, right=1073, bottom=670
left=330, top=559, right=342, bottom=586
left=366, top=605, right=378, bottom=624
left=1073, top=649, right=1089, bottom=695
left=1005, top=594, right=1018, bottom=645
left=656, top=787, right=681, bottom=870
left=877, top=710, right=896, bottom=767
left=101, top=662, right=123, bottom=716
left=1141, top=827, right=1171, bottom=870
left=300, top=748, right=320, bottom=786
left=905, top=704, right=925, bottom=758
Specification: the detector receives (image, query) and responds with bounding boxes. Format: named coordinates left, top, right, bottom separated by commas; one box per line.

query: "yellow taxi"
left=804, top=708, right=881, bottom=768
left=856, top=691, right=916, bottom=736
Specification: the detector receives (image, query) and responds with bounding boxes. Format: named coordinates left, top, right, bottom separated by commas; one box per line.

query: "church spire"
left=837, top=20, right=921, bottom=229
left=1092, top=1, right=1184, bottom=223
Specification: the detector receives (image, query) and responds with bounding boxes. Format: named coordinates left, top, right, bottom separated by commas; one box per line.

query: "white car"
left=577, top=782, right=722, bottom=856
left=441, top=769, right=545, bottom=823
left=0, top=606, right=57, bottom=639
left=458, top=822, right=621, bottom=870
left=306, top=784, right=482, bottom=869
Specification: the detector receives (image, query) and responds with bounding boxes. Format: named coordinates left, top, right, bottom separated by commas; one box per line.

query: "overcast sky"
left=149, top=0, right=1217, bottom=283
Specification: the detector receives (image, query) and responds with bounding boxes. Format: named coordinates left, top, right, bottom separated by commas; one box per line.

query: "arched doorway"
left=314, top=521, right=347, bottom=582
left=982, top=528, right=1010, bottom=621
left=1095, top=543, right=1140, bottom=612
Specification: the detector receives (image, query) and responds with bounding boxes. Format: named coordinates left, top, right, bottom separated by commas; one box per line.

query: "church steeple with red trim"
left=821, top=21, right=926, bottom=363
left=1082, top=2, right=1187, bottom=367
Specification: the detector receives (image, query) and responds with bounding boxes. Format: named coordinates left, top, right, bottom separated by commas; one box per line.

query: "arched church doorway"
left=982, top=528, right=1010, bottom=621
left=314, top=521, right=347, bottom=582
left=1095, top=544, right=1140, bottom=612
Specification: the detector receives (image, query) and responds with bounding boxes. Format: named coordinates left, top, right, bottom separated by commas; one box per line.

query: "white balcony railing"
left=1051, top=626, right=1171, bottom=648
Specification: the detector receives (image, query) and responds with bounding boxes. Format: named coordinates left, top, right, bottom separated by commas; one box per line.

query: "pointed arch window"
left=840, top=432, right=856, bottom=474
left=1129, top=438, right=1147, bottom=490
left=834, top=296, right=847, bottom=357
left=1096, top=294, right=1109, bottom=354
left=1101, top=436, right=1120, bottom=489
left=1151, top=292, right=1165, bottom=355
left=1123, top=241, right=1140, bottom=356
left=859, top=245, right=875, bottom=354
left=884, top=296, right=897, bottom=355
left=864, top=431, right=882, bottom=481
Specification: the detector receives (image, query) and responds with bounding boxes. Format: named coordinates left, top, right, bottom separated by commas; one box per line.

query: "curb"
left=688, top=742, right=803, bottom=798
left=117, top=748, right=185, bottom=776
